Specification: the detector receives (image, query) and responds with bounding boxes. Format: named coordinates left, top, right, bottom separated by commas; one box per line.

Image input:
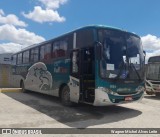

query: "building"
left=0, top=53, right=12, bottom=88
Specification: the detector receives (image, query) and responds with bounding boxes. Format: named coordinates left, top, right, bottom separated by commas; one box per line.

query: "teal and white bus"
left=11, top=25, right=145, bottom=106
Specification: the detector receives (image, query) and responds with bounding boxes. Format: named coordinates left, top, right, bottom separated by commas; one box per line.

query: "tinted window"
left=76, top=29, right=94, bottom=48
left=52, top=38, right=68, bottom=58
left=17, top=53, right=22, bottom=64
left=30, top=47, right=39, bottom=62
left=12, top=55, right=17, bottom=65
left=23, top=50, right=30, bottom=64
left=52, top=41, right=60, bottom=58
left=40, top=43, right=51, bottom=60
left=59, top=41, right=68, bottom=57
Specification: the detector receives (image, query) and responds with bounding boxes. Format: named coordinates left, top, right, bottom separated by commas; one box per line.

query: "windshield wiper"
left=114, top=61, right=127, bottom=81
left=130, top=63, right=141, bottom=81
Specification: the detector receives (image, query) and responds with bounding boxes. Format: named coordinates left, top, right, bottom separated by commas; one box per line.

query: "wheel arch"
left=59, top=83, right=69, bottom=98
left=20, top=79, right=24, bottom=88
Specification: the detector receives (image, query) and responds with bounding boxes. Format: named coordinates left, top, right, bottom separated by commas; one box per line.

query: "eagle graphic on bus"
left=25, top=62, right=52, bottom=91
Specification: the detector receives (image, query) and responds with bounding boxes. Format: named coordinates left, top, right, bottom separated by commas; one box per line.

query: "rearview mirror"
left=143, top=50, right=146, bottom=57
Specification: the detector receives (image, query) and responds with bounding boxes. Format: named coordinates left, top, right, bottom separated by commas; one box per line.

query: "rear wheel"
left=61, top=86, right=73, bottom=106
left=146, top=91, right=154, bottom=95
left=20, top=81, right=26, bottom=93
left=155, top=92, right=160, bottom=96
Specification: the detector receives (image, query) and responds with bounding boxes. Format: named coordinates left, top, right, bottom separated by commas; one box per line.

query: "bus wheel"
left=155, top=92, right=160, bottom=97
left=146, top=91, right=153, bottom=95
left=61, top=86, right=73, bottom=106
left=20, top=81, right=26, bottom=93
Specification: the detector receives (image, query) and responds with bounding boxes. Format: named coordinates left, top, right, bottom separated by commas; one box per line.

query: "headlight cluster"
left=99, top=87, right=118, bottom=95
left=145, top=81, right=151, bottom=87
left=136, top=86, right=145, bottom=93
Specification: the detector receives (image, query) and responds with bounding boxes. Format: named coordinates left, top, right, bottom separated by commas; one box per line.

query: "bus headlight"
left=136, top=86, right=144, bottom=93
left=98, top=87, right=118, bottom=95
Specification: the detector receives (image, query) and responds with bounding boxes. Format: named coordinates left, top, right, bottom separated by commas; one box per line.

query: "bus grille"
left=117, top=92, right=138, bottom=95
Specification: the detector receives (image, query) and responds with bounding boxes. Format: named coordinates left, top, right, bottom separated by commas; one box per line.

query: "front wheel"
left=61, top=86, right=73, bottom=106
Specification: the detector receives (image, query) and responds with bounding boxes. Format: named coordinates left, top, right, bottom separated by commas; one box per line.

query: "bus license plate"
left=125, top=96, right=133, bottom=101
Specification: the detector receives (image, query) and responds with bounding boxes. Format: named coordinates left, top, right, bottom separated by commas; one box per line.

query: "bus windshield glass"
left=146, top=64, right=160, bottom=81
left=98, top=29, right=145, bottom=81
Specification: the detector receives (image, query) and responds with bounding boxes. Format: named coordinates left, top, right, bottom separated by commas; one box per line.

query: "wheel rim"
left=62, top=88, right=70, bottom=102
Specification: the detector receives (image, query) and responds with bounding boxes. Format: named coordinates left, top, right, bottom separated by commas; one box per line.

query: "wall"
left=0, top=64, right=11, bottom=88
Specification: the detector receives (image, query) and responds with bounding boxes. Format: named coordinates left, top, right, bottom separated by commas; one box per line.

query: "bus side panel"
left=50, top=59, right=70, bottom=96
left=10, top=65, right=27, bottom=88
left=23, top=59, right=70, bottom=96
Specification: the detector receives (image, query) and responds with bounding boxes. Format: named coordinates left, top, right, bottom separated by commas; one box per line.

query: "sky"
left=0, top=0, right=160, bottom=62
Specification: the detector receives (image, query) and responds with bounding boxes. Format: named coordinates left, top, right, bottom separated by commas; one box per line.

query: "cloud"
left=39, top=0, right=68, bottom=9
left=0, top=43, right=22, bottom=54
left=0, top=9, right=27, bottom=27
left=141, top=34, right=160, bottom=51
left=22, top=6, right=65, bottom=23
left=141, top=34, right=160, bottom=63
left=144, top=50, right=160, bottom=64
left=0, top=24, right=45, bottom=46
left=0, top=9, right=4, bottom=15
left=22, top=0, right=68, bottom=23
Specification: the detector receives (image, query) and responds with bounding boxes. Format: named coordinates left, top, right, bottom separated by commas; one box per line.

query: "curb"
left=0, top=88, right=22, bottom=93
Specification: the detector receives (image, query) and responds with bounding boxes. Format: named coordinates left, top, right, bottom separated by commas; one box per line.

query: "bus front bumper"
left=93, top=88, right=144, bottom=106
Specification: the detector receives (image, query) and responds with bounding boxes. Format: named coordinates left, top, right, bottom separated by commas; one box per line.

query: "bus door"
left=69, top=47, right=95, bottom=103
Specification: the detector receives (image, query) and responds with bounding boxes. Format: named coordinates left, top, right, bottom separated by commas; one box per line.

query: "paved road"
left=0, top=92, right=160, bottom=136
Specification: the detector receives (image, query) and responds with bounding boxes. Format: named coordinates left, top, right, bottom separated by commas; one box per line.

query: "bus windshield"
left=147, top=64, right=160, bottom=81
left=98, top=29, right=145, bottom=81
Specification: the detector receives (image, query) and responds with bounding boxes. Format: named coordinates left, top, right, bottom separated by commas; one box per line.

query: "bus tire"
left=60, top=85, right=73, bottom=106
left=20, top=81, right=26, bottom=93
left=146, top=91, right=153, bottom=95
left=155, top=92, right=160, bottom=97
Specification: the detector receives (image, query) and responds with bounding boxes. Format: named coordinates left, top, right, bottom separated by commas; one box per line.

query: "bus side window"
left=23, top=50, right=30, bottom=64
left=40, top=43, right=51, bottom=61
left=30, top=47, right=39, bottom=62
left=17, top=53, right=22, bottom=64
left=52, top=42, right=60, bottom=58
left=52, top=40, right=68, bottom=58
left=76, top=29, right=94, bottom=48
left=40, top=45, right=45, bottom=60
left=44, top=43, right=51, bottom=60
left=12, top=55, right=17, bottom=65
left=59, top=40, right=68, bottom=57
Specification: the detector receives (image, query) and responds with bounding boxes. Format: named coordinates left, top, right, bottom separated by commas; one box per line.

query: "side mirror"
left=143, top=50, right=146, bottom=57
left=143, top=50, right=146, bottom=64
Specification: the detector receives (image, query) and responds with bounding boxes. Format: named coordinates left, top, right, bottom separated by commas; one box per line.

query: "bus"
left=145, top=56, right=160, bottom=96
left=11, top=25, right=145, bottom=106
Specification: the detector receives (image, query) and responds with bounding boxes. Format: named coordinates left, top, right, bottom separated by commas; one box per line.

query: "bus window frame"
left=40, top=43, right=52, bottom=61
left=30, top=47, right=40, bottom=63
left=17, top=53, right=23, bottom=65
left=22, top=50, right=30, bottom=64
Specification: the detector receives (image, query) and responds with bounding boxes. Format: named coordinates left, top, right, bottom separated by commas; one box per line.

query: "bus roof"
left=148, top=56, right=160, bottom=63
left=12, top=25, right=140, bottom=55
